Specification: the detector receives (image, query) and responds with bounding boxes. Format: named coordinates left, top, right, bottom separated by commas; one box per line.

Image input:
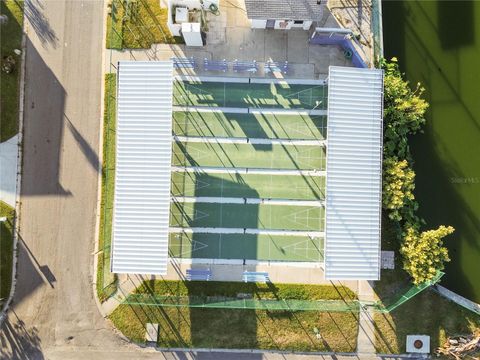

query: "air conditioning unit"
left=406, top=335, right=430, bottom=353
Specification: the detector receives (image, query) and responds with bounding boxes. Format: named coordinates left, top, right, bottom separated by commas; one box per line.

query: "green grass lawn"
left=106, top=0, right=183, bottom=49
left=373, top=215, right=480, bottom=354
left=0, top=0, right=24, bottom=142
left=0, top=201, right=15, bottom=301
left=373, top=287, right=480, bottom=354
left=109, top=280, right=359, bottom=351
left=97, top=73, right=117, bottom=301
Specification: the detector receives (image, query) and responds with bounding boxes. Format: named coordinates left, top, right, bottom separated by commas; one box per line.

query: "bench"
left=186, top=269, right=212, bottom=281
left=243, top=271, right=270, bottom=283
left=204, top=58, right=228, bottom=72
left=233, top=59, right=258, bottom=73
left=265, top=61, right=289, bottom=74
left=172, top=57, right=196, bottom=69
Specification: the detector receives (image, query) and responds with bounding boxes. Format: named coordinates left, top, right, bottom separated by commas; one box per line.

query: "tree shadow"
left=65, top=116, right=100, bottom=173
left=437, top=1, right=475, bottom=50
left=0, top=310, right=43, bottom=360
left=24, top=0, right=58, bottom=48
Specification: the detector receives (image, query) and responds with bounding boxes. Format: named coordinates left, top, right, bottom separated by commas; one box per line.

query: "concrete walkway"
left=357, top=281, right=377, bottom=355
left=0, top=135, right=18, bottom=207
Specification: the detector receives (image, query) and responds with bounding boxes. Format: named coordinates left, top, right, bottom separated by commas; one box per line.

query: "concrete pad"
left=287, top=63, right=316, bottom=79
left=213, top=27, right=265, bottom=61
left=357, top=308, right=376, bottom=354
left=358, top=280, right=375, bottom=302
left=0, top=135, right=18, bottom=207
left=287, top=30, right=310, bottom=63
left=264, top=30, right=287, bottom=62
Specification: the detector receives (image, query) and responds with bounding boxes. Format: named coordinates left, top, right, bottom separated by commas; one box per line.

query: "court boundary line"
left=172, top=196, right=324, bottom=207
left=174, top=74, right=327, bottom=85
left=173, top=105, right=327, bottom=116
left=170, top=227, right=324, bottom=237
left=174, top=135, right=326, bottom=147
left=169, top=257, right=325, bottom=268
left=172, top=166, right=325, bottom=176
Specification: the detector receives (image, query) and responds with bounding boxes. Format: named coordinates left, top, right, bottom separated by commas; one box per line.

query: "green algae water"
left=383, top=1, right=480, bottom=303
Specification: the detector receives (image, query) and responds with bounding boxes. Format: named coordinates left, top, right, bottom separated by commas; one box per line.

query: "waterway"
left=382, top=1, right=480, bottom=303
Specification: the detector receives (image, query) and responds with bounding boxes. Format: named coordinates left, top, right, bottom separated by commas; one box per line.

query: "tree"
left=383, top=157, right=416, bottom=221
left=382, top=58, right=429, bottom=159
left=400, top=225, right=455, bottom=284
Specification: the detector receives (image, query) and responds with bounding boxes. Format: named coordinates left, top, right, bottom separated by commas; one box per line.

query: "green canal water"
left=383, top=1, right=480, bottom=303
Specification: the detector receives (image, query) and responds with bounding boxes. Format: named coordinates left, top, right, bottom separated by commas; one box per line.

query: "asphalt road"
left=0, top=1, right=410, bottom=360
left=0, top=0, right=125, bottom=358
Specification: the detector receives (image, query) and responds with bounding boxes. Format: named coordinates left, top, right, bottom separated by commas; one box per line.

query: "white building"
left=244, top=0, right=326, bottom=30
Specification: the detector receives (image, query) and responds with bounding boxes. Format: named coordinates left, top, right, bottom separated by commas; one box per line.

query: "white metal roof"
left=325, top=66, right=383, bottom=280
left=111, top=61, right=173, bottom=275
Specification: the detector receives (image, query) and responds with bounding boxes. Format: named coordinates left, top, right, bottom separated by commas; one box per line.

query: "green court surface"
left=172, top=142, right=326, bottom=170
left=171, top=172, right=325, bottom=200
left=169, top=232, right=324, bottom=262
left=168, top=79, right=327, bottom=262
left=170, top=202, right=324, bottom=231
left=173, top=81, right=327, bottom=109
left=173, top=111, right=326, bottom=140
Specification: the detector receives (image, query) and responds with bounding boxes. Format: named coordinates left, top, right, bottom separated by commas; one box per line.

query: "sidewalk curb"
left=0, top=10, right=27, bottom=326
left=146, top=347, right=421, bottom=359
left=92, top=0, right=111, bottom=320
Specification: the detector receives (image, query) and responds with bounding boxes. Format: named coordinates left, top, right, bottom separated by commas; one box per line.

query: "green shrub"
left=400, top=225, right=454, bottom=284
left=382, top=57, right=429, bottom=160
left=381, top=58, right=454, bottom=284
left=382, top=157, right=416, bottom=221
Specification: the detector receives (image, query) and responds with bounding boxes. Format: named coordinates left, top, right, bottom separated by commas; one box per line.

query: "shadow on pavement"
left=65, top=116, right=100, bottom=172
left=20, top=38, right=70, bottom=196
left=24, top=0, right=58, bottom=48
left=0, top=310, right=43, bottom=360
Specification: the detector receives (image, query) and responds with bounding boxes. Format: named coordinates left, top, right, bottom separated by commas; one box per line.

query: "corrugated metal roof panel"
left=244, top=0, right=325, bottom=21
left=325, top=66, right=383, bottom=281
left=111, top=61, right=173, bottom=275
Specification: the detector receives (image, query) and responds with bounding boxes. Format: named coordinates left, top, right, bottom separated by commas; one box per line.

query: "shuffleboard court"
left=171, top=172, right=325, bottom=200
left=169, top=233, right=324, bottom=261
left=170, top=202, right=324, bottom=231
left=173, top=111, right=327, bottom=140
left=172, top=142, right=326, bottom=170
left=173, top=81, right=328, bottom=109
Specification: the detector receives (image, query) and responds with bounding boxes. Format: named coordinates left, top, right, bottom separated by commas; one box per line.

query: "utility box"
left=181, top=22, right=203, bottom=46
left=145, top=323, right=159, bottom=342
left=175, top=7, right=188, bottom=23
left=406, top=335, right=430, bottom=353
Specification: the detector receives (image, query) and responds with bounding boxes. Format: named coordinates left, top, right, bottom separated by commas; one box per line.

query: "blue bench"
left=204, top=58, right=228, bottom=72
left=233, top=59, right=258, bottom=73
left=243, top=271, right=270, bottom=283
left=265, top=61, right=289, bottom=74
left=172, top=57, right=196, bottom=69
left=186, top=269, right=212, bottom=281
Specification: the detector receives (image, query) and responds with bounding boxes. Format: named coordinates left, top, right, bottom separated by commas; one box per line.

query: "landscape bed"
left=109, top=280, right=359, bottom=351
